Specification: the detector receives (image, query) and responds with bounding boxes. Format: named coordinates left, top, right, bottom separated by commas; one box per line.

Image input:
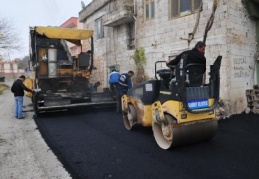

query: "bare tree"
left=16, top=56, right=29, bottom=70
left=0, top=16, right=21, bottom=59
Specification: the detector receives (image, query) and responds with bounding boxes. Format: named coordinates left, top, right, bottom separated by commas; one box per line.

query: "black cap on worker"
left=195, top=41, right=206, bottom=48
left=19, top=75, right=26, bottom=79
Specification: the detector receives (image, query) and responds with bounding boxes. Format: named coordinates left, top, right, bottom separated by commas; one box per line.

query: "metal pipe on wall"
left=133, top=0, right=137, bottom=48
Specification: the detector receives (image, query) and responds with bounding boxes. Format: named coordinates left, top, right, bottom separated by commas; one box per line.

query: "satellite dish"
left=81, top=1, right=85, bottom=9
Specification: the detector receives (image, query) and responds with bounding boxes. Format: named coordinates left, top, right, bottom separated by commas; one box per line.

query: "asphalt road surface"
left=34, top=107, right=259, bottom=179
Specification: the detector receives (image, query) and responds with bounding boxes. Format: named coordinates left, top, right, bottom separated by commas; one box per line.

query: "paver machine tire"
left=32, top=92, right=41, bottom=116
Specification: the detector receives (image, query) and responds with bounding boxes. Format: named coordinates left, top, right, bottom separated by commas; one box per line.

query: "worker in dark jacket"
left=167, top=41, right=206, bottom=66
left=116, top=71, right=134, bottom=113
left=166, top=41, right=206, bottom=86
left=11, top=75, right=33, bottom=119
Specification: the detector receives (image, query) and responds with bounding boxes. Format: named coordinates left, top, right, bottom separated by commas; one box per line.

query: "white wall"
left=82, top=0, right=257, bottom=115
left=224, top=0, right=257, bottom=114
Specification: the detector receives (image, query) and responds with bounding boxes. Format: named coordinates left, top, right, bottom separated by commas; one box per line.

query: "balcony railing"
left=103, top=5, right=134, bottom=27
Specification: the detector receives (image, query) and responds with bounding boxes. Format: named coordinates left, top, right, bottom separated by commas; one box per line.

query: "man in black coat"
left=11, top=75, right=33, bottom=119
left=166, top=41, right=206, bottom=86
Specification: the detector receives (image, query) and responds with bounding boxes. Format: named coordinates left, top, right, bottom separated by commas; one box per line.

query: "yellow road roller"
left=121, top=55, right=222, bottom=149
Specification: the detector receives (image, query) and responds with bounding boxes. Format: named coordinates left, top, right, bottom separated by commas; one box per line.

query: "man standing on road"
left=11, top=75, right=33, bottom=119
left=116, top=71, right=134, bottom=113
left=108, top=69, right=120, bottom=93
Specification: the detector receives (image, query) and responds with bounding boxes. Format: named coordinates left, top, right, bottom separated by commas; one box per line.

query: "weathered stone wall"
left=133, top=0, right=257, bottom=115
left=81, top=5, right=110, bottom=91
left=79, top=0, right=112, bottom=22
left=224, top=0, right=257, bottom=115
left=80, top=0, right=257, bottom=115
left=81, top=1, right=136, bottom=90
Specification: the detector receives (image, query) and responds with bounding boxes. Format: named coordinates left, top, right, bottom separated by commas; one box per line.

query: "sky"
left=0, top=0, right=91, bottom=61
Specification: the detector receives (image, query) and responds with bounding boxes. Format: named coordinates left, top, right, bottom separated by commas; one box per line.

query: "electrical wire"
left=41, top=0, right=61, bottom=25
left=46, top=0, right=59, bottom=24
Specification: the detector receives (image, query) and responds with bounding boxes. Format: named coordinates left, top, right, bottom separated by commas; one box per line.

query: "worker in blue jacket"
left=108, top=69, right=120, bottom=92
left=116, top=70, right=134, bottom=113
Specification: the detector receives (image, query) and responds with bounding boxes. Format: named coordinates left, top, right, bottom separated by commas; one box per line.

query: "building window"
left=145, top=0, right=155, bottom=20
left=170, top=0, right=201, bottom=18
left=95, top=18, right=104, bottom=39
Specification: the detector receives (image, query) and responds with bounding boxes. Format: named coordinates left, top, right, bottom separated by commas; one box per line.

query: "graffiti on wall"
left=233, top=57, right=250, bottom=78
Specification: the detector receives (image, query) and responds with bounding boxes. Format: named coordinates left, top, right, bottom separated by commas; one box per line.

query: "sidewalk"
left=0, top=82, right=71, bottom=179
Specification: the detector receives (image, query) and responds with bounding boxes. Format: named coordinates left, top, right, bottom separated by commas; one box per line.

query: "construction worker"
left=11, top=75, right=33, bottom=119
left=116, top=70, right=134, bottom=113
left=108, top=69, right=120, bottom=93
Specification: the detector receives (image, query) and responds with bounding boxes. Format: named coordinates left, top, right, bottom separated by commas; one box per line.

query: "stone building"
left=79, top=0, right=259, bottom=116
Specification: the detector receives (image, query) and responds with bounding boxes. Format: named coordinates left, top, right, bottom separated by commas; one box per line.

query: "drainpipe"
left=134, top=0, right=136, bottom=16
left=254, top=21, right=259, bottom=84
left=133, top=0, right=137, bottom=48
left=243, top=0, right=259, bottom=84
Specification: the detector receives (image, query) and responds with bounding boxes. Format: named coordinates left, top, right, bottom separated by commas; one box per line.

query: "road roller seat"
left=157, top=69, right=175, bottom=90
left=182, top=63, right=208, bottom=110
left=167, top=61, right=207, bottom=102
left=185, top=63, right=206, bottom=87
left=182, top=56, right=222, bottom=113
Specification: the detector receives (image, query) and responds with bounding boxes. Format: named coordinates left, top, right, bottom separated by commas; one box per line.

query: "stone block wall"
left=224, top=0, right=257, bottom=115
left=82, top=5, right=111, bottom=91
left=80, top=0, right=257, bottom=115
left=133, top=0, right=256, bottom=115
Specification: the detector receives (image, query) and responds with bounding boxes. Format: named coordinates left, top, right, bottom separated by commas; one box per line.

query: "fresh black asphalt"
left=34, top=107, right=259, bottom=179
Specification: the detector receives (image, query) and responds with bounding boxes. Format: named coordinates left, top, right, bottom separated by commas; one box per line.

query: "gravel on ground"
left=0, top=82, right=71, bottom=179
